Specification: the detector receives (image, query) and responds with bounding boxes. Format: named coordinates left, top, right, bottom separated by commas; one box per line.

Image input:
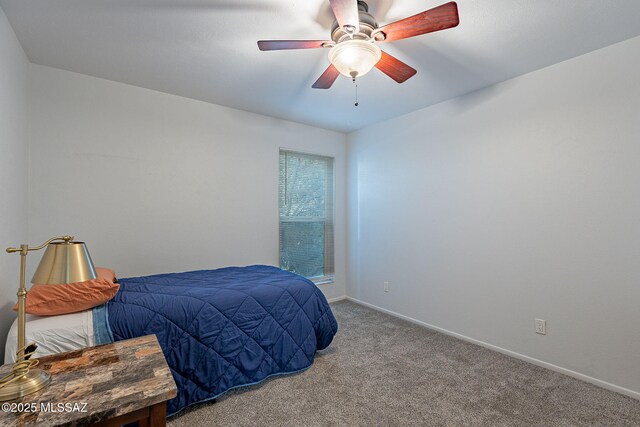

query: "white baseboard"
left=327, top=295, right=347, bottom=303
left=345, top=296, right=640, bottom=401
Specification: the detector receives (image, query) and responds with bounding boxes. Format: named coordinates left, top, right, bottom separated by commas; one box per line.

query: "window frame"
left=278, top=148, right=336, bottom=285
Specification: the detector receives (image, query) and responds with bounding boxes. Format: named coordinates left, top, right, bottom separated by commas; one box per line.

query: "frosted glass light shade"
left=328, top=39, right=382, bottom=78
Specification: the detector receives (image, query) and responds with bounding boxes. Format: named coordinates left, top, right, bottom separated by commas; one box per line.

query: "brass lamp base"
left=0, top=368, right=51, bottom=401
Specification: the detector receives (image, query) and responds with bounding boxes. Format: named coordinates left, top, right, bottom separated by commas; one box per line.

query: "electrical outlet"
left=383, top=281, right=390, bottom=292
left=535, top=319, right=546, bottom=335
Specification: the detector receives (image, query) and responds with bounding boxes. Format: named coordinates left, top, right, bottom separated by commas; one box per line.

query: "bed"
left=5, top=265, right=338, bottom=416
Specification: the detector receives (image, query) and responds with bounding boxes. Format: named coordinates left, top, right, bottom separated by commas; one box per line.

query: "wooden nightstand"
left=0, top=335, right=177, bottom=427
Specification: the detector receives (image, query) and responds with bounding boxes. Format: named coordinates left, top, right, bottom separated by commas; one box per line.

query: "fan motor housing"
left=330, top=1, right=379, bottom=43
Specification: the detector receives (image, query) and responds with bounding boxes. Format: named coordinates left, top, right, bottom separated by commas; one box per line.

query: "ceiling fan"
left=258, top=1, right=459, bottom=89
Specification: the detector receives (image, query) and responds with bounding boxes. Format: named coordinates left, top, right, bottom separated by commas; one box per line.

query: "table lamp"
left=0, top=235, right=96, bottom=401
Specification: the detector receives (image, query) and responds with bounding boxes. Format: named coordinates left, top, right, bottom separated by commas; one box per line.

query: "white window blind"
left=279, top=150, right=335, bottom=283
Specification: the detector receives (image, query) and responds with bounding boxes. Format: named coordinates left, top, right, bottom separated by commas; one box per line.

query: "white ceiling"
left=2, top=0, right=640, bottom=132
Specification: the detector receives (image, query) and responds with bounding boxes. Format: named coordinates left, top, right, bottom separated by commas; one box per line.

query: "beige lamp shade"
left=31, top=241, right=97, bottom=285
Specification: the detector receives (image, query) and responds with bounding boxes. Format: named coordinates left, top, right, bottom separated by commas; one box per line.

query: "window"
left=279, top=150, right=335, bottom=283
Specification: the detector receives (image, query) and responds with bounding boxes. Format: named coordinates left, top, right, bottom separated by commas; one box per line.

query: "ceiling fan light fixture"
left=328, top=39, right=381, bottom=79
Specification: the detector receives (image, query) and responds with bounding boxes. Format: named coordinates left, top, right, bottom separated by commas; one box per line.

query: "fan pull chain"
left=353, top=77, right=359, bottom=107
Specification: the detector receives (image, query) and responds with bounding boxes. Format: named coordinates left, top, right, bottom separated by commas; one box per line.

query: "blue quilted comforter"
left=103, top=265, right=338, bottom=416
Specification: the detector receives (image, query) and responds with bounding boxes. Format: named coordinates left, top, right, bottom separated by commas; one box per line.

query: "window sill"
left=312, top=276, right=335, bottom=286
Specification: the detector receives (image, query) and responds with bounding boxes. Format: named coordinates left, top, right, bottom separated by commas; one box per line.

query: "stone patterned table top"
left=0, top=335, right=177, bottom=427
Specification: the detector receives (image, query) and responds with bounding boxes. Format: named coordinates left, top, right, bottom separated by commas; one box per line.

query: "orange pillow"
left=14, top=267, right=120, bottom=316
left=95, top=267, right=117, bottom=283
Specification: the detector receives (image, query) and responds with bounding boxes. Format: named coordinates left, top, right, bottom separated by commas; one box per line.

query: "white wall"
left=347, top=35, right=640, bottom=396
left=0, top=7, right=29, bottom=359
left=28, top=65, right=347, bottom=300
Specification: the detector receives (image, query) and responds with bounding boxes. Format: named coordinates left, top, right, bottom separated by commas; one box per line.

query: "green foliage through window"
left=279, top=150, right=335, bottom=280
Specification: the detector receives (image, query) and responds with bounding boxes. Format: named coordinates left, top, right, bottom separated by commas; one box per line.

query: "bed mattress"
left=104, top=265, right=338, bottom=416
left=4, top=310, right=95, bottom=364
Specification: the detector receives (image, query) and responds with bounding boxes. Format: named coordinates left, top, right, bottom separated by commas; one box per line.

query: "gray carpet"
left=168, top=301, right=640, bottom=426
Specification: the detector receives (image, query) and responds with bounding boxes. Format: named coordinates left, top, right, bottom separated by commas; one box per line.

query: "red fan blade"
left=329, top=0, right=360, bottom=33
left=312, top=65, right=341, bottom=89
left=375, top=51, right=417, bottom=83
left=375, top=2, right=459, bottom=43
left=257, top=40, right=331, bottom=51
